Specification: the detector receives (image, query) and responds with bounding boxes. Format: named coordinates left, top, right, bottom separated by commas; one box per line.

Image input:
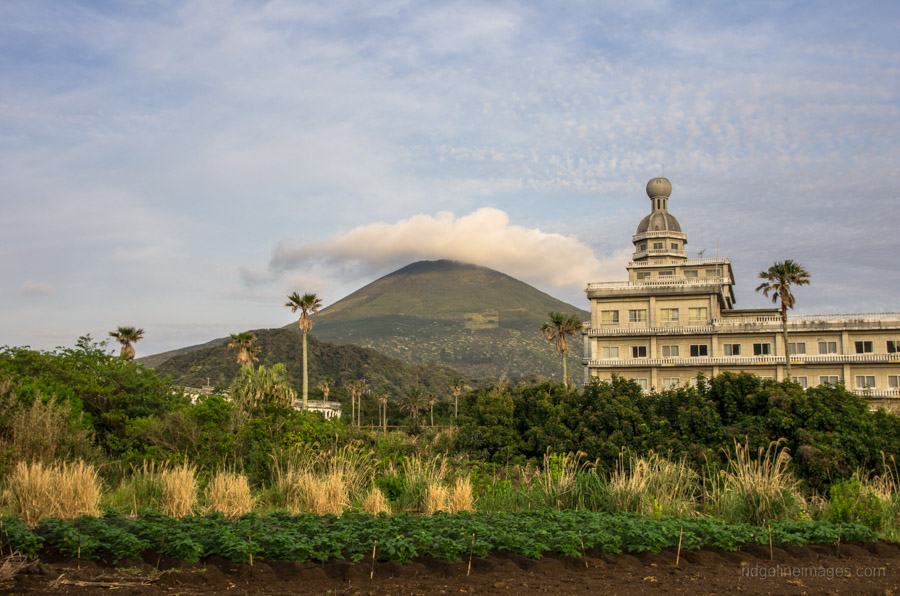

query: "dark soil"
left=5, top=541, right=900, bottom=595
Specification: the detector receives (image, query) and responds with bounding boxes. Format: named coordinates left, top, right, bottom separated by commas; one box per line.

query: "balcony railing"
left=632, top=249, right=689, bottom=260
left=586, top=277, right=731, bottom=292
left=628, top=257, right=731, bottom=268
left=584, top=312, right=900, bottom=336
left=584, top=353, right=900, bottom=367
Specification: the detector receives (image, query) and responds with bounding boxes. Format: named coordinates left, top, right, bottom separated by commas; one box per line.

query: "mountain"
left=153, top=328, right=464, bottom=397
left=142, top=260, right=590, bottom=383
left=307, top=260, right=590, bottom=381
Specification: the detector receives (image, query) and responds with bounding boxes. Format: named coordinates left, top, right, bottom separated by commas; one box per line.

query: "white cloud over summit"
left=268, top=208, right=631, bottom=298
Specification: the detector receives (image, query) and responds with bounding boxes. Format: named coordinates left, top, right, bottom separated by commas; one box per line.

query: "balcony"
left=586, top=277, right=732, bottom=292
left=583, top=312, right=900, bottom=336
left=632, top=248, right=689, bottom=260
left=584, top=353, right=900, bottom=368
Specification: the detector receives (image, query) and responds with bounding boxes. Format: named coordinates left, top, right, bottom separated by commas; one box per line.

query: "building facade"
left=582, top=177, right=900, bottom=408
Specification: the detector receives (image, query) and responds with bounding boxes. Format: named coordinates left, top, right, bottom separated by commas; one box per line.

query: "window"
left=705, top=269, right=719, bottom=276
left=689, top=307, right=708, bottom=322
left=601, top=346, right=619, bottom=358
left=631, top=346, right=647, bottom=358
left=684, top=270, right=698, bottom=278
left=629, top=309, right=647, bottom=323
left=653, top=242, right=663, bottom=249
left=639, top=243, right=647, bottom=251
left=753, top=343, right=772, bottom=355
left=889, top=376, right=899, bottom=389
left=792, top=376, right=808, bottom=389
left=635, top=378, right=648, bottom=392
left=601, top=310, right=619, bottom=324
left=671, top=243, right=679, bottom=250
left=819, top=376, right=840, bottom=386
left=660, top=308, right=679, bottom=322
left=690, top=344, right=709, bottom=357
left=723, top=343, right=741, bottom=356
left=662, top=377, right=680, bottom=390
left=661, top=345, right=679, bottom=358
left=856, top=376, right=876, bottom=389
left=636, top=272, right=651, bottom=280
left=659, top=270, right=674, bottom=276
left=788, top=342, right=806, bottom=355
left=818, top=341, right=838, bottom=354
left=855, top=341, right=874, bottom=354
left=888, top=341, right=899, bottom=353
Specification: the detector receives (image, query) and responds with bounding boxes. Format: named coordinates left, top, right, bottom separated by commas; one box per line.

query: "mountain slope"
left=308, top=260, right=589, bottom=381
left=153, top=328, right=463, bottom=397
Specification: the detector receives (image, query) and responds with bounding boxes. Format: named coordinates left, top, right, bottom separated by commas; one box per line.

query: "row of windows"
left=637, top=242, right=682, bottom=251
left=600, top=308, right=709, bottom=324
left=627, top=375, right=899, bottom=392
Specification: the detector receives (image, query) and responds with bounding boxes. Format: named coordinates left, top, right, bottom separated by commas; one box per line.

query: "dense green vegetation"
left=456, top=374, right=900, bottom=492
left=2, top=510, right=877, bottom=564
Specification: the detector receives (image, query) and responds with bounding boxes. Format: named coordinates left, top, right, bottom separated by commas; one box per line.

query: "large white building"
left=582, top=177, right=900, bottom=409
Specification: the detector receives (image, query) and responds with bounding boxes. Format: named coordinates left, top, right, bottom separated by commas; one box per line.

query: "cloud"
left=17, top=281, right=53, bottom=296
left=269, top=208, right=630, bottom=293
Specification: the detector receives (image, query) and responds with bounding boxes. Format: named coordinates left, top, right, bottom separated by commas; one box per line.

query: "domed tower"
left=632, top=177, right=688, bottom=263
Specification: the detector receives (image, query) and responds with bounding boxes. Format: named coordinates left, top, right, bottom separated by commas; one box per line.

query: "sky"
left=2, top=0, right=899, bottom=357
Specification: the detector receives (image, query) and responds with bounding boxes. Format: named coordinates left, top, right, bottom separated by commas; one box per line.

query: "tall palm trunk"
left=781, top=302, right=791, bottom=380
left=561, top=354, right=568, bottom=390
left=302, top=330, right=309, bottom=410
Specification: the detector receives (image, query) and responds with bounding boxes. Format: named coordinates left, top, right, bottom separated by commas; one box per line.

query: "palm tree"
left=109, top=326, right=144, bottom=360
left=755, top=260, right=811, bottom=380
left=230, top=363, right=296, bottom=410
left=228, top=332, right=257, bottom=368
left=427, top=394, right=436, bottom=426
left=399, top=386, right=426, bottom=430
left=285, top=292, right=323, bottom=410
left=317, top=376, right=334, bottom=401
left=346, top=379, right=368, bottom=427
left=540, top=312, right=582, bottom=390
left=377, top=390, right=389, bottom=434
left=449, top=377, right=465, bottom=419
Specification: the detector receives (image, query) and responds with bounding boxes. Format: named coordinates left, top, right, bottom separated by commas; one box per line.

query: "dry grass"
left=160, top=462, right=198, bottom=518
left=608, top=451, right=697, bottom=516
left=449, top=476, right=475, bottom=513
left=205, top=471, right=253, bottom=517
left=5, top=460, right=102, bottom=526
left=0, top=554, right=31, bottom=583
left=400, top=454, right=447, bottom=511
left=424, top=482, right=450, bottom=514
left=361, top=487, right=391, bottom=515
left=536, top=452, right=585, bottom=508
left=273, top=444, right=376, bottom=515
left=711, top=439, right=804, bottom=525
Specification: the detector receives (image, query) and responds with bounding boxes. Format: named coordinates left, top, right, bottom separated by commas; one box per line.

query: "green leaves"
left=8, top=510, right=878, bottom=564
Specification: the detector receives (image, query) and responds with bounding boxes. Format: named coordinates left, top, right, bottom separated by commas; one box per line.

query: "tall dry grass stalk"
left=5, top=460, right=101, bottom=526
left=361, top=487, right=391, bottom=515
left=536, top=452, right=585, bottom=509
left=449, top=476, right=475, bottom=513
left=205, top=471, right=253, bottom=517
left=608, top=451, right=697, bottom=516
left=273, top=444, right=376, bottom=514
left=711, top=439, right=804, bottom=525
left=400, top=454, right=447, bottom=511
left=424, top=482, right=450, bottom=514
left=160, top=462, right=198, bottom=518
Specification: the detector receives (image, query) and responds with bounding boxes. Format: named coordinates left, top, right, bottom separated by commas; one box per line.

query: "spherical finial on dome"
left=646, top=177, right=672, bottom=199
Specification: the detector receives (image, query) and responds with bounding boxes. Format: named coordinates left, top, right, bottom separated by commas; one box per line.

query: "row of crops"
left=0, top=510, right=879, bottom=565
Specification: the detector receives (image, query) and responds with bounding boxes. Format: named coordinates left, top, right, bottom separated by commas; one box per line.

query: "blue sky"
left=2, top=0, right=899, bottom=356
